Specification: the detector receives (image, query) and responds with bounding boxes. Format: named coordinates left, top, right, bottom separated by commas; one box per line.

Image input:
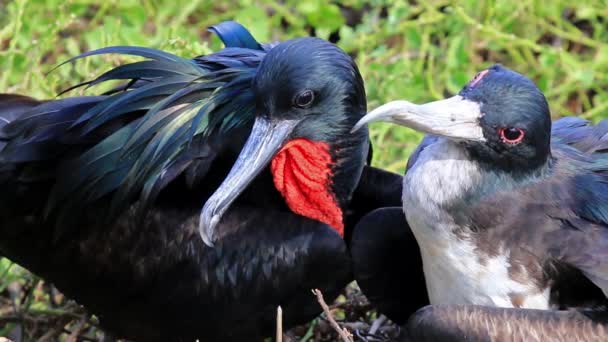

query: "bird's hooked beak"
left=199, top=116, right=299, bottom=246
left=352, top=95, right=486, bottom=142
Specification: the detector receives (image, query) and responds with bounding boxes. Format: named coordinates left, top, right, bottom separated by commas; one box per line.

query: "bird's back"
left=0, top=20, right=270, bottom=235
left=552, top=116, right=608, bottom=155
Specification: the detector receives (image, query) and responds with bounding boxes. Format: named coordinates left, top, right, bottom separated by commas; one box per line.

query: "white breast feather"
left=403, top=138, right=550, bottom=309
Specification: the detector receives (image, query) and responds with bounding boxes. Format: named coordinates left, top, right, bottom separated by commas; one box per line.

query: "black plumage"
left=0, top=21, right=404, bottom=341
left=351, top=207, right=427, bottom=325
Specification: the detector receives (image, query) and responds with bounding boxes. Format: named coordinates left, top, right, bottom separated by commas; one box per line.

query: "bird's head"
left=200, top=37, right=368, bottom=246
left=353, top=64, right=551, bottom=171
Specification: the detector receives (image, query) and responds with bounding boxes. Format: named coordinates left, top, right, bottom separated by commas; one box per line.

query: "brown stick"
left=311, top=289, right=353, bottom=342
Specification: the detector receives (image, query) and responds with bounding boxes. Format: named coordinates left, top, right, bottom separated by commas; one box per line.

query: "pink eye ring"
left=469, top=69, right=489, bottom=88
left=498, top=127, right=525, bottom=145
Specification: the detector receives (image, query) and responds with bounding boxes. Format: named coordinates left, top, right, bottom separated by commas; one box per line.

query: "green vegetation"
left=1, top=0, right=607, bottom=340
left=2, top=0, right=607, bottom=171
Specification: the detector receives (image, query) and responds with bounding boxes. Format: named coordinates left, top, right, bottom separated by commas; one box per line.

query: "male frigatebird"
left=0, top=21, right=404, bottom=341
left=353, top=64, right=608, bottom=340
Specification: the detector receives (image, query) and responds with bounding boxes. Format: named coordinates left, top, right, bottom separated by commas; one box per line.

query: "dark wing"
left=345, top=163, right=403, bottom=243
left=405, top=304, right=608, bottom=341
left=463, top=122, right=608, bottom=301
left=348, top=140, right=428, bottom=323
left=537, top=118, right=608, bottom=298
left=552, top=116, right=608, bottom=155
left=0, top=94, right=42, bottom=124
left=0, top=95, right=42, bottom=151
left=550, top=147, right=608, bottom=298
left=350, top=207, right=427, bottom=325
left=0, top=21, right=265, bottom=230
left=346, top=165, right=403, bottom=218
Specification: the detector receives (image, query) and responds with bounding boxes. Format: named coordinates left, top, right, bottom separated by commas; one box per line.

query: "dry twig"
left=311, top=289, right=353, bottom=342
left=66, top=316, right=88, bottom=342
left=276, top=305, right=283, bottom=342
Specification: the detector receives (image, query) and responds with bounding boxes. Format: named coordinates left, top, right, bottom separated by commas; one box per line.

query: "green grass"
left=1, top=0, right=607, bottom=340
left=1, top=0, right=607, bottom=172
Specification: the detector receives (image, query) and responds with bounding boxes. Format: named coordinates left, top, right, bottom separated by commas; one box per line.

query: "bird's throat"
left=271, top=138, right=344, bottom=237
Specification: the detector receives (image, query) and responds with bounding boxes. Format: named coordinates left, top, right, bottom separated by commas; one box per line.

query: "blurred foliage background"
left=0, top=0, right=607, bottom=340
left=2, top=0, right=607, bottom=171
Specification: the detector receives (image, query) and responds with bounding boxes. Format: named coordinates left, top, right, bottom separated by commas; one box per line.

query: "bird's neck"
left=404, top=138, right=550, bottom=241
left=328, top=126, right=369, bottom=208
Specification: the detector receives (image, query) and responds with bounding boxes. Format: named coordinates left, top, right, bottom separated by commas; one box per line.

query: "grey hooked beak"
left=352, top=95, right=485, bottom=142
left=199, top=116, right=299, bottom=247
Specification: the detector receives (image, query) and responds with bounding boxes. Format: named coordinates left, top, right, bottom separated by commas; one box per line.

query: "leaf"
left=298, top=1, right=345, bottom=33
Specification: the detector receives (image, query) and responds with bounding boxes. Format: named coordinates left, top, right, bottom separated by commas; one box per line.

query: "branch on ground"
left=311, top=289, right=354, bottom=342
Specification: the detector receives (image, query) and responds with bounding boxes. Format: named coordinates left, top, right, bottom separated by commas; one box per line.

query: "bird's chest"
left=402, top=140, right=480, bottom=238
left=402, top=140, right=550, bottom=309
left=415, top=235, right=550, bottom=309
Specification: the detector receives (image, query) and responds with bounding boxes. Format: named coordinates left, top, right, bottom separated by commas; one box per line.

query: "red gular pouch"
left=270, top=138, right=344, bottom=237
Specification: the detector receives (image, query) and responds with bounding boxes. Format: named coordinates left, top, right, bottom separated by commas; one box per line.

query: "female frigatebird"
left=0, top=21, right=404, bottom=341
left=353, top=64, right=608, bottom=340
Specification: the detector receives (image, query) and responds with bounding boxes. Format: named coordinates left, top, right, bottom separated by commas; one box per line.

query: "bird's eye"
left=498, top=127, right=525, bottom=145
left=293, top=90, right=315, bottom=108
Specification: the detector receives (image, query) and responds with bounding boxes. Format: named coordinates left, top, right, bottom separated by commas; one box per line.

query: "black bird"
left=353, top=64, right=608, bottom=340
left=351, top=207, right=429, bottom=326
left=0, top=21, right=403, bottom=341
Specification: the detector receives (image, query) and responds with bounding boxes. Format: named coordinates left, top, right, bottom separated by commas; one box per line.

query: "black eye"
left=293, top=90, right=315, bottom=108
left=499, top=127, right=525, bottom=145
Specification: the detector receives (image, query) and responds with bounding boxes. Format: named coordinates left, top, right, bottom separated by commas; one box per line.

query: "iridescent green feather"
left=0, top=21, right=266, bottom=227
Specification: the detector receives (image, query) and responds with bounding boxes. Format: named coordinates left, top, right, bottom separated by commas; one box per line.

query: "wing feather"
left=1, top=21, right=266, bottom=235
